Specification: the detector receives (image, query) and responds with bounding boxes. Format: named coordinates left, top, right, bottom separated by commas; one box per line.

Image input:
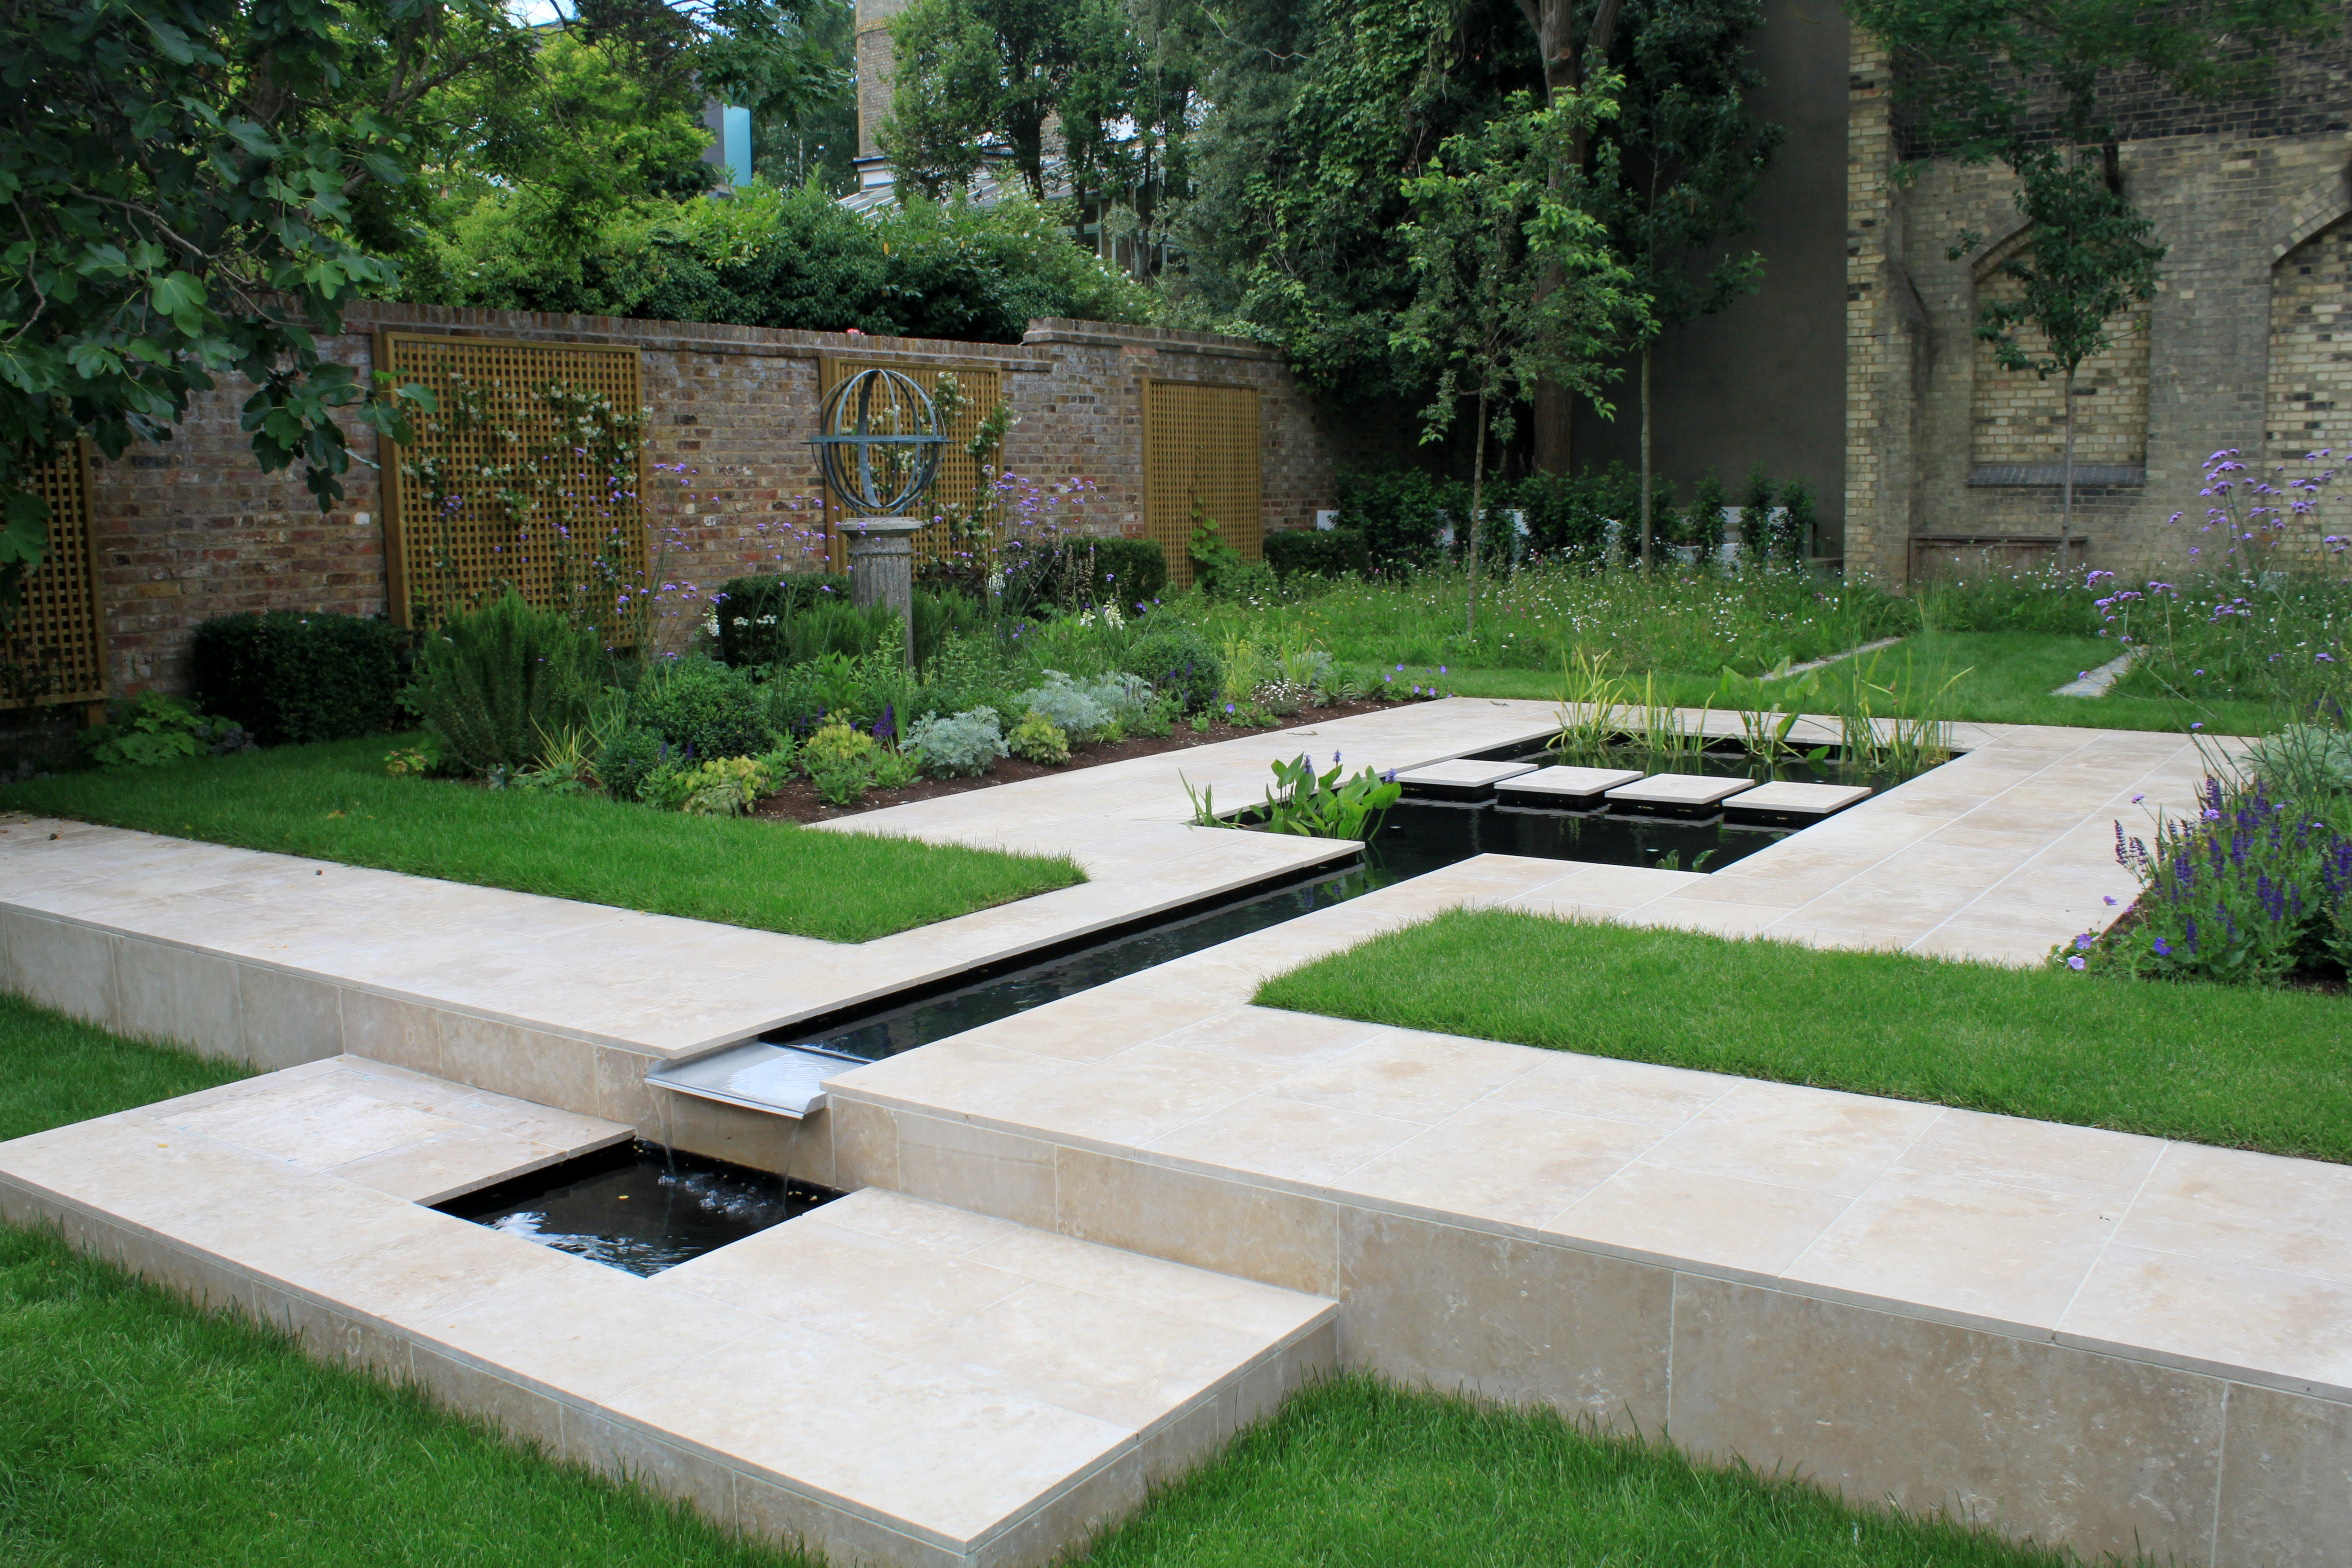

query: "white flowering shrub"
left=905, top=707, right=1010, bottom=777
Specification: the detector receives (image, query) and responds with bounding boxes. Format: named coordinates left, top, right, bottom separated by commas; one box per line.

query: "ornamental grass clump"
left=2067, top=775, right=2352, bottom=985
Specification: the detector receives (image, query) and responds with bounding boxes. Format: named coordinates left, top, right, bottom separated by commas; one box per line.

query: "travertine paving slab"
left=1604, top=773, right=1758, bottom=812
left=1721, top=780, right=1872, bottom=824
left=1391, top=759, right=1539, bottom=794
left=828, top=855, right=2352, bottom=1567
left=0, top=702, right=1569, bottom=1072
left=0, top=1064, right=1336, bottom=1568
left=1495, top=765, right=1646, bottom=807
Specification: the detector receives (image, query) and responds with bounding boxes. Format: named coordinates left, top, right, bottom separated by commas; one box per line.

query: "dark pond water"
left=439, top=1142, right=839, bottom=1276
left=1370, top=796, right=1777, bottom=878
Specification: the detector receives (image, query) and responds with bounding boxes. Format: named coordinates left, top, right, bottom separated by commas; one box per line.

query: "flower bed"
left=753, top=697, right=1398, bottom=823
left=2068, top=763, right=2352, bottom=987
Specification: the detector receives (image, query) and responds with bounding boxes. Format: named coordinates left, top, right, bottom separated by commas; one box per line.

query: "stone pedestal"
left=841, top=515, right=923, bottom=667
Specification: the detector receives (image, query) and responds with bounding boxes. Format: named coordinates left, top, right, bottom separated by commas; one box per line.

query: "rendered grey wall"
left=1570, top=0, right=1851, bottom=549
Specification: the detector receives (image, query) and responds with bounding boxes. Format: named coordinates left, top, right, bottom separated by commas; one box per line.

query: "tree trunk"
left=1638, top=341, right=1654, bottom=568
left=1532, top=384, right=1572, bottom=476
left=1010, top=113, right=1048, bottom=200
left=1518, top=0, right=1624, bottom=477
left=2060, top=362, right=2078, bottom=572
left=1467, top=387, right=1489, bottom=638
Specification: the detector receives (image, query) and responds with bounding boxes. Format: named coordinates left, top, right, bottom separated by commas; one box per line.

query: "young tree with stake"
left=1849, top=0, right=2326, bottom=562
left=1971, top=148, right=2162, bottom=558
left=1395, top=88, right=1643, bottom=636
left=1598, top=0, right=1780, bottom=568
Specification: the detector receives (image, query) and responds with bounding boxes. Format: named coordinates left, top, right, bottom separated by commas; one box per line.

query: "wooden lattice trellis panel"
left=377, top=334, right=649, bottom=630
left=1143, top=380, right=1261, bottom=589
left=818, top=358, right=1005, bottom=569
left=1, top=443, right=108, bottom=710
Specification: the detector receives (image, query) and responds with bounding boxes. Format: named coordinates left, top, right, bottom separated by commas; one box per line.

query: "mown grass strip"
left=1441, top=630, right=2290, bottom=735
left=1255, top=909, right=2352, bottom=1162
left=0, top=736, right=1082, bottom=944
left=1085, top=1373, right=2071, bottom=1568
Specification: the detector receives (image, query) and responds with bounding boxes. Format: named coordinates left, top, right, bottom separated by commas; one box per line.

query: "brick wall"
left=85, top=302, right=1339, bottom=696
left=1968, top=288, right=2150, bottom=470
left=2268, top=214, right=2352, bottom=565
left=1845, top=24, right=2352, bottom=584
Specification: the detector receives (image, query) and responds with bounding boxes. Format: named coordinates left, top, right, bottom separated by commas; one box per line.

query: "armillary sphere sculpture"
left=810, top=368, right=949, bottom=667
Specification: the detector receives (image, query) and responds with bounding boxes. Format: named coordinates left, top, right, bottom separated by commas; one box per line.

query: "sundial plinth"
left=842, top=516, right=923, bottom=667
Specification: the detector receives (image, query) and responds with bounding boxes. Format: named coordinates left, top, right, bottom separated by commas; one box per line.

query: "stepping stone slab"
left=1722, top=780, right=1873, bottom=828
left=1391, top=759, right=1540, bottom=799
left=1495, top=765, right=1647, bottom=810
left=1605, top=773, right=1757, bottom=818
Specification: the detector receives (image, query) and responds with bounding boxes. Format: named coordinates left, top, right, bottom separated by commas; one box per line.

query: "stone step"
left=0, top=1057, right=1335, bottom=1568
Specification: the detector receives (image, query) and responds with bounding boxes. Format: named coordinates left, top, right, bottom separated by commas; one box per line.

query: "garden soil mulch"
left=753, top=699, right=1398, bottom=825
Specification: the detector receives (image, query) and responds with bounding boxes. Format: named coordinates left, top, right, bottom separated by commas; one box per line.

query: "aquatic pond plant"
left=1184, top=753, right=1403, bottom=841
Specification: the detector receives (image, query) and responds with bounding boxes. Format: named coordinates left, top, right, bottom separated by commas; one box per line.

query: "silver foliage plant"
left=1012, top=670, right=1154, bottom=744
left=904, top=707, right=1010, bottom=777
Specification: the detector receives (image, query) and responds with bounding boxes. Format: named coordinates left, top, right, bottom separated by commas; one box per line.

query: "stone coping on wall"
left=0, top=1057, right=1336, bottom=1568
left=826, top=854, right=2352, bottom=1567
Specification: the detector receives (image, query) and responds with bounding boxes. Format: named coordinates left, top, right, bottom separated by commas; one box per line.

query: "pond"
left=439, top=1141, right=839, bottom=1276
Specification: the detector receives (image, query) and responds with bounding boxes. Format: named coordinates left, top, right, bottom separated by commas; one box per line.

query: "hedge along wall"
left=80, top=301, right=1343, bottom=698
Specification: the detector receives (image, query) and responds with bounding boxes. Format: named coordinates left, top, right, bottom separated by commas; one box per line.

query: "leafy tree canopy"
left=882, top=0, right=1196, bottom=272
left=1394, top=86, right=1642, bottom=623
left=1600, top=0, right=1778, bottom=337
left=0, top=0, right=482, bottom=614
left=434, top=179, right=1153, bottom=341
left=1167, top=0, right=1546, bottom=401
left=0, top=0, right=850, bottom=618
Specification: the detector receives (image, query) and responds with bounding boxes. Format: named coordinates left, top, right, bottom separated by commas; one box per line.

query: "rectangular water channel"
left=710, top=739, right=1926, bottom=1069
left=495, top=736, right=1944, bottom=1270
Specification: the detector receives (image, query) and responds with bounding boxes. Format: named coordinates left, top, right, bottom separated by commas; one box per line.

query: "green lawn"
left=1435, top=631, right=2293, bottom=735
left=0, top=995, right=2080, bottom=1567
left=1256, top=910, right=2352, bottom=1163
left=0, top=736, right=1081, bottom=944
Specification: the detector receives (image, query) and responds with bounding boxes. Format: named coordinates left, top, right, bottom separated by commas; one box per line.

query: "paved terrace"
left=831, top=855, right=2352, bottom=1567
